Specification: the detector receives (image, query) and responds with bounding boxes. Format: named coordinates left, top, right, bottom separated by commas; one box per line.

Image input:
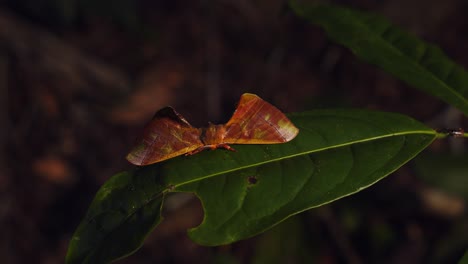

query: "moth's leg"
left=185, top=146, right=209, bottom=156
left=185, top=144, right=236, bottom=156
left=216, top=143, right=236, bottom=152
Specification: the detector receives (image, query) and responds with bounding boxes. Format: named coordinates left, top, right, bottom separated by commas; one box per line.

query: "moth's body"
left=127, top=93, right=299, bottom=166
left=201, top=124, right=226, bottom=146
left=190, top=124, right=234, bottom=154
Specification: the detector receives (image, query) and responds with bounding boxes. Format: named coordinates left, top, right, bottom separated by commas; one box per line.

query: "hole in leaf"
left=247, top=175, right=258, bottom=185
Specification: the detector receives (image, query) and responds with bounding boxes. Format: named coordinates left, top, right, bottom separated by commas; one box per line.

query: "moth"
left=127, top=93, right=299, bottom=166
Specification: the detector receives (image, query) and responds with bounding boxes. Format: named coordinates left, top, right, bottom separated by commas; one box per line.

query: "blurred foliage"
left=6, top=0, right=141, bottom=30
left=252, top=215, right=315, bottom=263
left=415, top=152, right=468, bottom=199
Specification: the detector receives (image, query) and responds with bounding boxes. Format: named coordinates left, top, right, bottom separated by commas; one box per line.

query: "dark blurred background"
left=3, top=0, right=468, bottom=263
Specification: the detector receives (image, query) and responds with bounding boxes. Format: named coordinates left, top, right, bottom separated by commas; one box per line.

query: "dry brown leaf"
left=109, top=62, right=185, bottom=124
left=33, top=156, right=74, bottom=185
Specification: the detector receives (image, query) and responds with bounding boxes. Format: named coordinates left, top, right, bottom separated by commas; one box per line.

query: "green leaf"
left=66, top=110, right=436, bottom=263
left=459, top=250, right=468, bottom=264
left=66, top=170, right=166, bottom=264
left=289, top=2, right=468, bottom=116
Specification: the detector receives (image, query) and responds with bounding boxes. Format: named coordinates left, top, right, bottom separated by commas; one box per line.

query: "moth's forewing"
left=127, top=94, right=299, bottom=166
left=126, top=107, right=203, bottom=166
left=222, top=93, right=299, bottom=144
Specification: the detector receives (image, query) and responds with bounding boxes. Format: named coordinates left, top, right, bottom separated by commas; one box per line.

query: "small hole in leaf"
left=247, top=176, right=258, bottom=185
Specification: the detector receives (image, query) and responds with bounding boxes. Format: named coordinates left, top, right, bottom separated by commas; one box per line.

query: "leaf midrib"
left=173, top=130, right=435, bottom=188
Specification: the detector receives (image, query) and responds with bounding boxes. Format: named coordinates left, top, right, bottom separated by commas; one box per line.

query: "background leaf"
left=66, top=110, right=436, bottom=262
left=290, top=2, right=468, bottom=116
left=459, top=250, right=468, bottom=264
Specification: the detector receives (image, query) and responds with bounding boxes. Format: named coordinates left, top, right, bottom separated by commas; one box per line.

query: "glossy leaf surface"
left=67, top=110, right=436, bottom=263
left=290, top=2, right=468, bottom=116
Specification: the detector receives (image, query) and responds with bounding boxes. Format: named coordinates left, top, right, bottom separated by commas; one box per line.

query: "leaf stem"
left=435, top=128, right=467, bottom=138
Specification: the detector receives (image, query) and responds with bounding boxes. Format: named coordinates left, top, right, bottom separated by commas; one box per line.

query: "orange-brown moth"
left=126, top=93, right=299, bottom=166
